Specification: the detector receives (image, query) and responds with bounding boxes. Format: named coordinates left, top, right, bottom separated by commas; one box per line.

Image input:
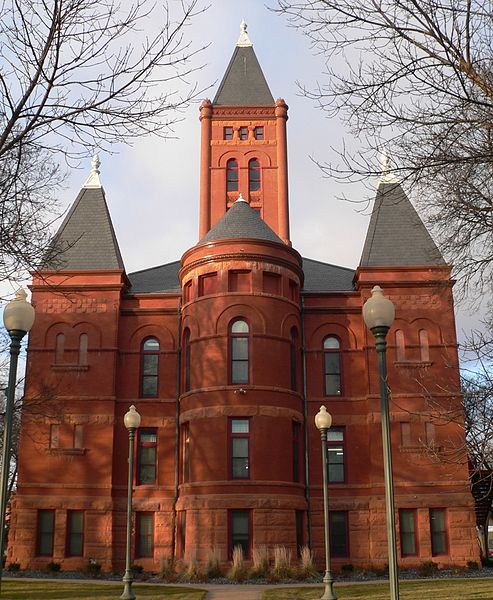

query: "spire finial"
left=236, top=193, right=248, bottom=203
left=237, top=20, right=252, bottom=47
left=379, top=148, right=399, bottom=183
left=83, top=154, right=102, bottom=188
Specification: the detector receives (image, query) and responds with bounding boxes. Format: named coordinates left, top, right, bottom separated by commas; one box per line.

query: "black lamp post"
left=315, top=405, right=337, bottom=600
left=1, top=290, right=35, bottom=592
left=363, top=285, right=399, bottom=600
left=120, top=405, right=140, bottom=600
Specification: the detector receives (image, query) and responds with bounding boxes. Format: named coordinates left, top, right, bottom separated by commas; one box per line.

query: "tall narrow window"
left=292, top=421, right=301, bottom=483
left=229, top=510, right=250, bottom=558
left=295, top=510, right=304, bottom=556
left=399, top=509, right=417, bottom=556
left=230, top=418, right=249, bottom=479
left=328, top=428, right=345, bottom=483
left=400, top=422, right=411, bottom=447
left=73, top=425, right=84, bottom=449
left=430, top=509, right=448, bottom=555
left=37, top=510, right=55, bottom=556
left=239, top=126, right=248, bottom=140
left=141, top=338, right=160, bottom=397
left=181, top=423, right=190, bottom=483
left=176, top=511, right=186, bottom=558
left=55, top=333, right=65, bottom=364
left=227, top=159, right=239, bottom=192
left=224, top=126, right=233, bottom=140
left=290, top=327, right=298, bottom=392
left=50, top=424, right=60, bottom=449
left=183, top=328, right=191, bottom=392
left=329, top=511, right=349, bottom=557
left=248, top=159, right=261, bottom=192
left=230, top=320, right=249, bottom=384
left=66, top=511, right=84, bottom=556
left=138, top=429, right=157, bottom=484
left=419, top=329, right=430, bottom=362
left=395, top=330, right=405, bottom=361
left=79, top=333, right=88, bottom=365
left=425, top=421, right=436, bottom=445
left=136, top=513, right=154, bottom=558
left=254, top=126, right=264, bottom=140
left=323, top=336, right=341, bottom=395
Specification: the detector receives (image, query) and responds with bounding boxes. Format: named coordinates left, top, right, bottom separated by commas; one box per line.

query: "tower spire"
left=237, top=20, right=253, bottom=47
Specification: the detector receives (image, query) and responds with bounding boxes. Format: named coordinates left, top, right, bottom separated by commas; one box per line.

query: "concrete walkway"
left=175, top=582, right=318, bottom=599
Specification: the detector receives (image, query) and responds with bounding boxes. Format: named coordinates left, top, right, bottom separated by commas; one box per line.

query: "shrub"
left=205, top=547, right=223, bottom=579
left=87, top=559, right=102, bottom=575
left=249, top=545, right=269, bottom=579
left=159, top=556, right=176, bottom=581
left=227, top=545, right=248, bottom=581
left=296, top=545, right=317, bottom=580
left=271, top=545, right=293, bottom=580
left=7, top=562, right=20, bottom=572
left=180, top=556, right=202, bottom=582
left=341, top=563, right=354, bottom=573
left=130, top=563, right=143, bottom=575
left=46, top=561, right=61, bottom=573
left=467, top=560, right=479, bottom=571
left=418, top=560, right=438, bottom=577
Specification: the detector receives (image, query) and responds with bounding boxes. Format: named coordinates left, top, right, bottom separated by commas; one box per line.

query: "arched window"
left=55, top=333, right=65, bottom=364
left=230, top=319, right=249, bottom=384
left=79, top=333, right=88, bottom=365
left=419, top=329, right=429, bottom=362
left=248, top=158, right=261, bottom=192
left=323, top=336, right=341, bottom=396
left=395, top=330, right=405, bottom=361
left=141, top=337, right=160, bottom=397
left=226, top=159, right=239, bottom=192
left=290, top=327, right=298, bottom=392
left=183, top=328, right=191, bottom=392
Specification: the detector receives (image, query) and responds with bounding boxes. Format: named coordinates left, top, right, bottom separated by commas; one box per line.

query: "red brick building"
left=9, top=24, right=478, bottom=571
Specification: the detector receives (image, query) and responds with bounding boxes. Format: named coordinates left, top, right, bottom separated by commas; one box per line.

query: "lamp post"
left=362, top=285, right=399, bottom=600
left=315, top=405, right=337, bottom=600
left=120, top=405, right=141, bottom=600
left=1, top=290, right=35, bottom=591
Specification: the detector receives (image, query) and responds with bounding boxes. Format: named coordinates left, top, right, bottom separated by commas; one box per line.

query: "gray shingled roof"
left=214, top=46, right=274, bottom=105
left=128, top=261, right=181, bottom=294
left=200, top=200, right=283, bottom=244
left=43, top=187, right=125, bottom=270
left=302, top=258, right=355, bottom=292
left=360, top=181, right=445, bottom=267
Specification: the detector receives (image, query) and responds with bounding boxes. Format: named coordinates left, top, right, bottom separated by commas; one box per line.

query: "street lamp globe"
left=362, top=285, right=395, bottom=330
left=3, top=289, right=35, bottom=333
left=315, top=405, right=332, bottom=431
left=124, top=405, right=141, bottom=430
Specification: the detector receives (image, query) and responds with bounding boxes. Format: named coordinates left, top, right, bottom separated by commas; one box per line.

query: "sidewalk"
left=174, top=582, right=318, bottom=599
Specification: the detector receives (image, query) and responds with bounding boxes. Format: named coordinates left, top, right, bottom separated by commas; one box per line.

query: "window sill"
left=51, top=365, right=89, bottom=372
left=395, top=361, right=432, bottom=368
left=47, top=448, right=86, bottom=456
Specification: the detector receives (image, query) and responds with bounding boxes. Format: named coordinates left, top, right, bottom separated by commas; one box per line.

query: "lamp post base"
left=320, top=571, right=337, bottom=600
left=120, top=570, right=136, bottom=600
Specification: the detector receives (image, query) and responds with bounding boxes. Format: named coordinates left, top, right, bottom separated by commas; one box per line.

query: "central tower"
left=199, top=21, right=291, bottom=244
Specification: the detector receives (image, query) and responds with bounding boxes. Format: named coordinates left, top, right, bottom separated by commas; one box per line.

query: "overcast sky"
left=54, top=0, right=479, bottom=339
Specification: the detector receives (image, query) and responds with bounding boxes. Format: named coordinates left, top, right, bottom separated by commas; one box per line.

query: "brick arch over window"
left=244, top=149, right=273, bottom=167
left=140, top=337, right=160, bottom=398
left=309, top=323, right=355, bottom=350
left=181, top=314, right=201, bottom=340
left=128, top=324, right=175, bottom=350
left=216, top=303, right=266, bottom=336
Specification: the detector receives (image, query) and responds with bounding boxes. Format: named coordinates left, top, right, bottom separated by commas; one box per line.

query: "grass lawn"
left=0, top=581, right=207, bottom=600
left=262, top=578, right=493, bottom=600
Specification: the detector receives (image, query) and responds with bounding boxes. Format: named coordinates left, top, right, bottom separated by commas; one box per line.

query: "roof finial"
left=236, top=192, right=248, bottom=203
left=83, top=153, right=102, bottom=188
left=379, top=148, right=399, bottom=183
left=237, top=20, right=252, bottom=47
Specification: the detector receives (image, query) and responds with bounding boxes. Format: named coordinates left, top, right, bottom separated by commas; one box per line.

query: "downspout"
left=171, top=298, right=182, bottom=562
left=301, top=295, right=312, bottom=548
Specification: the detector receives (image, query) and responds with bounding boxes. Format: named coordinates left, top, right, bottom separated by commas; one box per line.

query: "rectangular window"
left=50, top=424, right=59, bottom=449
left=400, top=422, right=411, bottom=447
left=136, top=512, right=154, bottom=558
left=198, top=272, right=218, bottom=296
left=230, top=510, right=250, bottom=558
left=262, top=272, right=281, bottom=295
left=292, top=421, right=301, bottom=483
left=328, top=428, right=345, bottom=483
left=224, top=126, right=233, bottom=140
left=176, top=511, right=186, bottom=558
left=181, top=423, right=190, bottom=483
left=425, top=422, right=435, bottom=445
left=37, top=510, right=55, bottom=556
left=254, top=126, right=264, bottom=140
left=430, top=508, right=448, bottom=555
left=330, top=511, right=349, bottom=557
left=66, top=511, right=84, bottom=556
left=289, top=280, right=299, bottom=302
left=231, top=418, right=249, bottom=479
left=138, top=429, right=157, bottom=484
left=184, top=281, right=192, bottom=303
left=142, top=353, right=159, bottom=397
left=295, top=510, right=304, bottom=556
left=239, top=126, right=248, bottom=140
left=229, top=270, right=251, bottom=292
left=399, top=509, right=417, bottom=556
left=73, top=425, right=84, bottom=449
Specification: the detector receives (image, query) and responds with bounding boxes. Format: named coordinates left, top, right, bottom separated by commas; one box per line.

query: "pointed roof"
left=43, top=159, right=125, bottom=271
left=199, top=196, right=283, bottom=244
left=360, top=180, right=445, bottom=267
left=213, top=22, right=274, bottom=106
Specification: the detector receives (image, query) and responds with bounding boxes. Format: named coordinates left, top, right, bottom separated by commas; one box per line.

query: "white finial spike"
left=83, top=154, right=102, bottom=188
left=236, top=193, right=248, bottom=203
left=379, top=148, right=399, bottom=183
left=237, top=20, right=252, bottom=47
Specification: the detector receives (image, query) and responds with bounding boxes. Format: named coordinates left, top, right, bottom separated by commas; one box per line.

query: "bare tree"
left=0, top=0, right=206, bottom=289
left=275, top=0, right=493, bottom=297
